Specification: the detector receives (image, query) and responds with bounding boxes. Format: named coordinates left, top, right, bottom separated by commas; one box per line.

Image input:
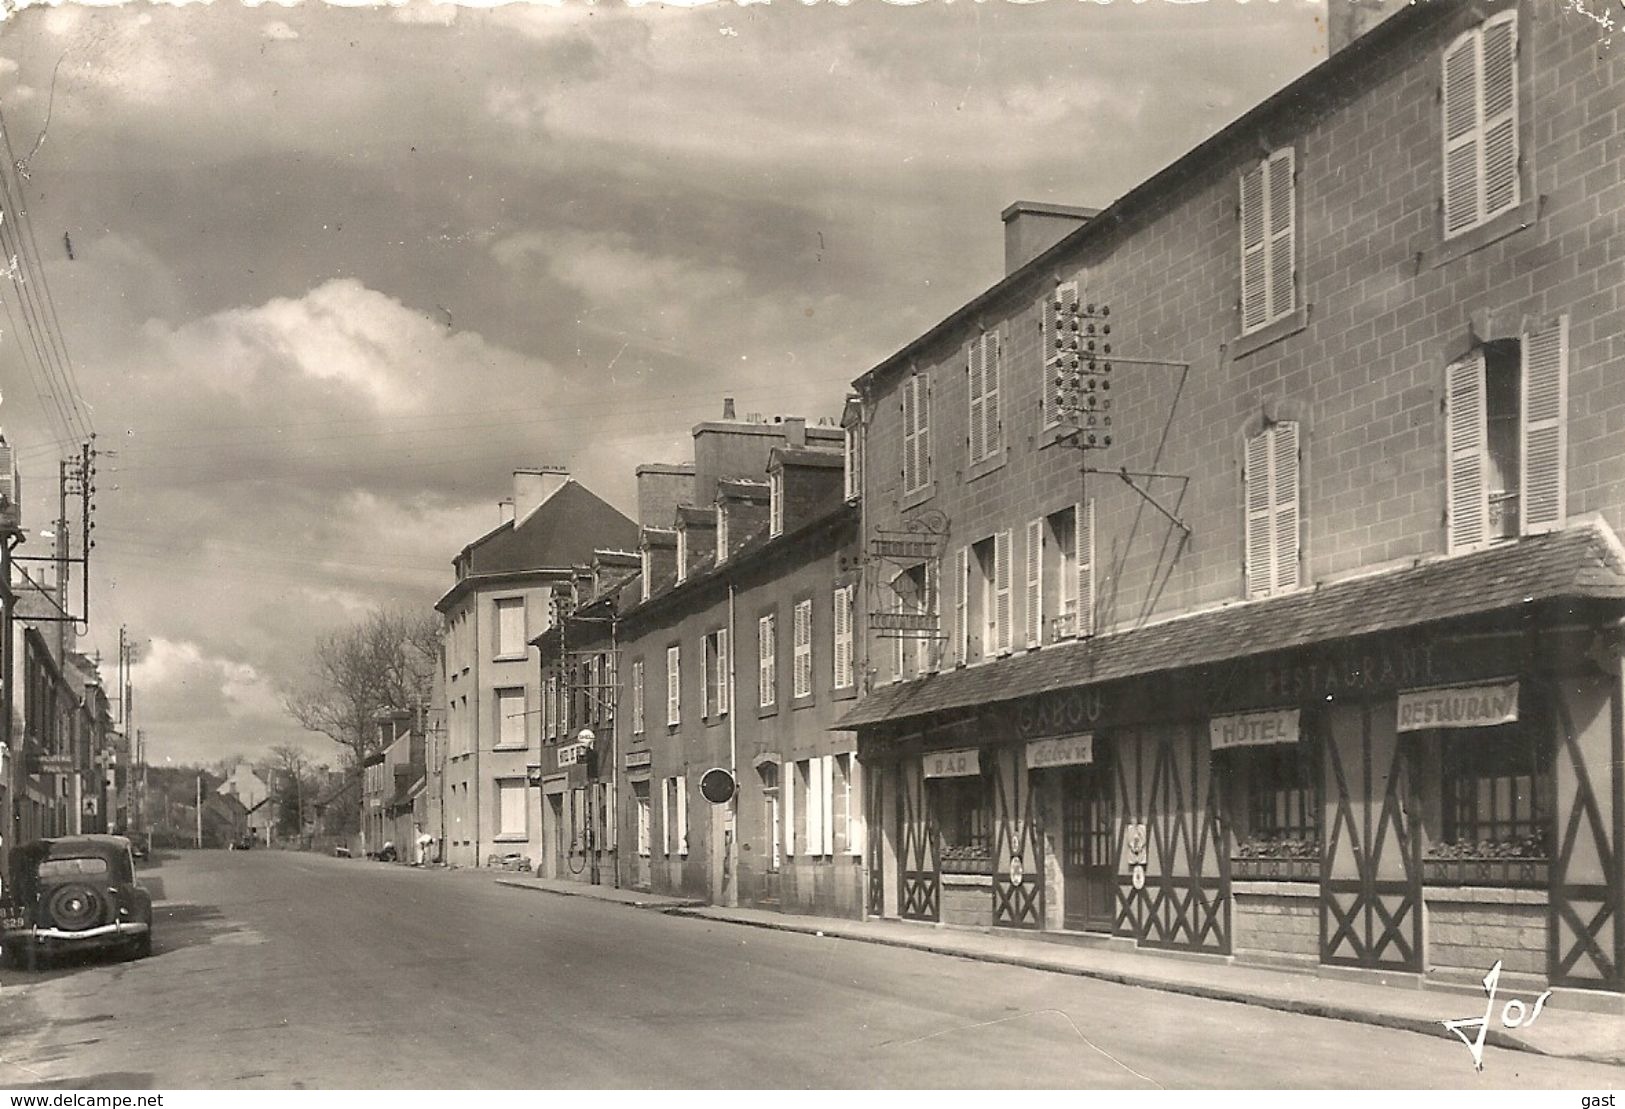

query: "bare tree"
left=284, top=605, right=442, bottom=770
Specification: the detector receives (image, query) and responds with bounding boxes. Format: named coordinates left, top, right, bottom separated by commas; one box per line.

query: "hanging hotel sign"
left=557, top=744, right=584, bottom=767
left=1396, top=681, right=1519, bottom=732
left=1026, top=733, right=1094, bottom=769
left=1210, top=708, right=1300, bottom=750
left=923, top=747, right=980, bottom=778
left=624, top=750, right=653, bottom=770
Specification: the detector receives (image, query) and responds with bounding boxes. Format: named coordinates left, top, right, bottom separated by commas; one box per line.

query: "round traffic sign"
left=700, top=767, right=736, bottom=804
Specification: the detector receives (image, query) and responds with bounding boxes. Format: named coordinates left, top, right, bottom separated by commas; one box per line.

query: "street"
left=1, top=849, right=1621, bottom=1090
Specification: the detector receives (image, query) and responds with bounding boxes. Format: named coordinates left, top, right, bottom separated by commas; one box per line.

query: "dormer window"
left=769, top=470, right=784, bottom=537
left=717, top=505, right=730, bottom=564
left=640, top=546, right=652, bottom=602
left=844, top=424, right=862, bottom=502
left=676, top=528, right=688, bottom=583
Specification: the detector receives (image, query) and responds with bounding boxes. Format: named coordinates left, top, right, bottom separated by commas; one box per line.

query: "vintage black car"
left=0, top=835, right=154, bottom=969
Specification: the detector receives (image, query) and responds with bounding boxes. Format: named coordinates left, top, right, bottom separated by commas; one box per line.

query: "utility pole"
left=195, top=771, right=202, bottom=849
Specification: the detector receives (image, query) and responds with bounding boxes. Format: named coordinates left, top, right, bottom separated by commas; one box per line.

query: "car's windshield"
left=37, top=856, right=110, bottom=878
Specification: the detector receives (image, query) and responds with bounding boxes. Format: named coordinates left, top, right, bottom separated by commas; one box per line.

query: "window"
left=640, top=547, right=653, bottom=602
left=703, top=629, right=729, bottom=718
left=664, top=775, right=688, bottom=857
left=967, top=330, right=1002, bottom=463
left=495, top=687, right=526, bottom=749
left=1233, top=744, right=1320, bottom=853
left=497, top=779, right=527, bottom=838
left=634, top=780, right=651, bottom=857
left=595, top=781, right=614, bottom=852
left=544, top=675, right=558, bottom=740
left=1244, top=422, right=1301, bottom=599
left=844, top=422, right=863, bottom=501
left=769, top=470, right=784, bottom=537
left=1032, top=501, right=1094, bottom=644
left=959, top=533, right=1010, bottom=663
left=902, top=373, right=932, bottom=494
left=832, top=585, right=854, bottom=690
left=890, top=562, right=938, bottom=680
left=1042, top=281, right=1080, bottom=429
left=931, top=772, right=992, bottom=874
left=495, top=598, right=526, bottom=658
left=834, top=752, right=862, bottom=856
left=1446, top=318, right=1568, bottom=554
left=675, top=528, right=688, bottom=583
left=760, top=762, right=782, bottom=871
left=787, top=757, right=833, bottom=857
left=1239, top=148, right=1296, bottom=334
left=570, top=787, right=586, bottom=852
left=792, top=599, right=813, bottom=700
left=631, top=659, right=645, bottom=735
left=666, top=645, right=681, bottom=726
left=1442, top=11, right=1519, bottom=239
left=1441, top=722, right=1549, bottom=854
left=717, top=506, right=730, bottom=563
left=758, top=613, right=777, bottom=709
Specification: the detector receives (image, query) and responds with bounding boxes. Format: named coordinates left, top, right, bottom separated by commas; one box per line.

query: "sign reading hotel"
left=924, top=748, right=980, bottom=778
left=1396, top=681, right=1519, bottom=732
left=1027, top=734, right=1094, bottom=769
left=1210, top=708, right=1300, bottom=750
left=557, top=744, right=583, bottom=767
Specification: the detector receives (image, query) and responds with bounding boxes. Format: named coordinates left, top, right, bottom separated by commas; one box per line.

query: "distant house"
left=200, top=792, right=249, bottom=849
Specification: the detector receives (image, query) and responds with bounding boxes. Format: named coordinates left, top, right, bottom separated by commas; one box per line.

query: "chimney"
left=498, top=498, right=515, bottom=526
left=1001, top=202, right=1098, bottom=275
left=722, top=397, right=736, bottom=420
left=512, top=466, right=569, bottom=523
left=782, top=416, right=806, bottom=449
left=1328, top=0, right=1406, bottom=54
left=635, top=463, right=695, bottom=529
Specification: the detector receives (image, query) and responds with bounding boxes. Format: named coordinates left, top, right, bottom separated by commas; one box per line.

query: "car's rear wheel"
left=45, top=883, right=107, bottom=933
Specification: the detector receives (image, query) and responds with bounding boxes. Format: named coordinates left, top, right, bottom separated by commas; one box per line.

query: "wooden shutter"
left=820, top=755, right=835, bottom=856
left=1266, top=149, right=1295, bottom=322
left=1442, top=28, right=1482, bottom=236
left=758, top=615, right=775, bottom=708
left=1273, top=422, right=1301, bottom=592
left=954, top=546, right=969, bottom=664
left=918, top=375, right=931, bottom=488
left=661, top=779, right=671, bottom=856
left=1025, top=518, right=1043, bottom=648
left=1520, top=316, right=1568, bottom=534
left=1240, top=163, right=1268, bottom=332
left=1481, top=13, right=1519, bottom=220
left=847, top=755, right=864, bottom=857
left=1076, top=500, right=1095, bottom=637
left=1446, top=354, right=1491, bottom=552
left=784, top=766, right=795, bottom=858
left=901, top=378, right=917, bottom=492
left=968, top=340, right=986, bottom=463
left=793, top=600, right=812, bottom=698
left=676, top=777, right=688, bottom=857
left=832, top=587, right=849, bottom=689
left=666, top=645, right=681, bottom=725
left=984, top=332, right=1001, bottom=458
left=1245, top=430, right=1275, bottom=597
left=717, top=629, right=729, bottom=715
left=995, top=530, right=1013, bottom=654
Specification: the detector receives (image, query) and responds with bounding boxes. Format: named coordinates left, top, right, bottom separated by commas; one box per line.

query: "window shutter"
left=1042, top=291, right=1058, bottom=427
left=1025, top=518, right=1043, bottom=648
left=1240, top=163, right=1268, bottom=332
left=1076, top=500, right=1095, bottom=637
left=968, top=340, right=986, bottom=464
left=1273, top=422, right=1301, bottom=592
left=994, top=529, right=1013, bottom=654
left=1446, top=354, right=1491, bottom=553
left=832, top=587, right=847, bottom=689
left=783, top=766, right=795, bottom=858
left=676, top=778, right=688, bottom=857
left=847, top=756, right=863, bottom=857
left=802, top=761, right=819, bottom=858
left=918, top=375, right=931, bottom=488
left=758, top=615, right=775, bottom=708
left=661, top=780, right=671, bottom=856
left=667, top=645, right=681, bottom=725
left=954, top=546, right=969, bottom=664
left=923, top=559, right=940, bottom=674
left=901, top=379, right=917, bottom=492
left=984, top=332, right=1001, bottom=457
left=1481, top=13, right=1519, bottom=219
left=1245, top=430, right=1275, bottom=597
left=1266, top=149, right=1295, bottom=322
left=1520, top=316, right=1568, bottom=534
left=793, top=600, right=812, bottom=699
left=820, top=755, right=835, bottom=856
left=1442, top=29, right=1482, bottom=236
left=717, top=628, right=729, bottom=715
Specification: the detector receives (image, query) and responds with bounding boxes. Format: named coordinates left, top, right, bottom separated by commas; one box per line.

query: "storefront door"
left=1061, top=766, right=1115, bottom=932
left=897, top=755, right=940, bottom=922
left=548, top=793, right=566, bottom=879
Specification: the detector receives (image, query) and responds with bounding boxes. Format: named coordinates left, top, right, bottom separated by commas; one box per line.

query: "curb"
left=663, top=909, right=1621, bottom=1067
left=494, top=878, right=705, bottom=911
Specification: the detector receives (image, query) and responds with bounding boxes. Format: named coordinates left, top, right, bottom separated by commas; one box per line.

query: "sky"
left=0, top=0, right=1327, bottom=768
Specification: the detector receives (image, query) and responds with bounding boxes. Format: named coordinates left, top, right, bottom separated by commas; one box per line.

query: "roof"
left=437, top=481, right=638, bottom=612
left=771, top=446, right=843, bottom=470
left=19, top=835, right=133, bottom=859
left=852, top=0, right=1454, bottom=395
left=836, top=521, right=1625, bottom=731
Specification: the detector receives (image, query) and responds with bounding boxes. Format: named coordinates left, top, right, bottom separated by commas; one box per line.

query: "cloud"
left=131, top=637, right=283, bottom=728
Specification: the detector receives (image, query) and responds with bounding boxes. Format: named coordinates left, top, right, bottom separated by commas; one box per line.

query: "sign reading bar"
left=624, top=749, right=653, bottom=770
left=1210, top=708, right=1300, bottom=750
left=1026, top=734, right=1094, bottom=769
left=923, top=747, right=980, bottom=778
left=557, top=744, right=583, bottom=767
left=1397, top=681, right=1519, bottom=732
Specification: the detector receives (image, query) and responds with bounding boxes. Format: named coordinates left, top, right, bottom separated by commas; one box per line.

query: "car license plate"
left=0, top=907, right=30, bottom=933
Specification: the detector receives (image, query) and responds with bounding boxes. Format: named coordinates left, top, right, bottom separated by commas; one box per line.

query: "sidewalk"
left=493, top=871, right=1625, bottom=1067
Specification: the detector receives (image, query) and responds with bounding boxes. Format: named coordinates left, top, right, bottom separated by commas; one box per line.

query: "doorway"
left=547, top=793, right=565, bottom=879
left=1061, top=764, right=1115, bottom=932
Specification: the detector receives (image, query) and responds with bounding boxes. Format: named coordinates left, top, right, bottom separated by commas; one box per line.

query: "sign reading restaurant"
left=1396, top=681, right=1518, bottom=732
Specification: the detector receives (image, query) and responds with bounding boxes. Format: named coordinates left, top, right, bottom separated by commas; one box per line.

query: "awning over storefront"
left=835, top=521, right=1625, bottom=731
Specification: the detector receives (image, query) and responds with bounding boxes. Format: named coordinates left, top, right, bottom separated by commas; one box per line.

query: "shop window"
left=1231, top=744, right=1320, bottom=865
left=932, top=772, right=992, bottom=874
left=1438, top=723, right=1550, bottom=858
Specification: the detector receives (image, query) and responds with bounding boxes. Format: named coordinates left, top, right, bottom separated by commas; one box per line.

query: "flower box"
left=1423, top=856, right=1548, bottom=888
left=1231, top=855, right=1319, bottom=882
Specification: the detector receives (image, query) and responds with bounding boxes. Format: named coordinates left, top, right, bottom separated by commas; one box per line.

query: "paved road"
left=1, top=850, right=1621, bottom=1089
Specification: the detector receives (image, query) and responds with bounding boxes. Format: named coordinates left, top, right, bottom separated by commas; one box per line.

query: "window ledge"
left=1037, top=422, right=1072, bottom=450
left=1421, top=195, right=1539, bottom=271
left=941, top=873, right=994, bottom=887
left=790, top=694, right=817, bottom=711
left=1231, top=304, right=1311, bottom=359
left=1231, top=879, right=1320, bottom=898
left=492, top=744, right=529, bottom=753
left=831, top=685, right=857, bottom=702
left=491, top=654, right=528, bottom=664
left=900, top=482, right=937, bottom=512
left=492, top=834, right=529, bottom=844
left=965, top=449, right=1007, bottom=484
left=757, top=703, right=779, bottom=719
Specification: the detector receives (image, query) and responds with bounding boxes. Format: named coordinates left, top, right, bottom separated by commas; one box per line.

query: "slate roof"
left=836, top=522, right=1625, bottom=730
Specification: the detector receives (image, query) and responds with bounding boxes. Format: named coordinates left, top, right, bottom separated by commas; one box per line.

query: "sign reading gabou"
left=1397, top=681, right=1519, bottom=732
